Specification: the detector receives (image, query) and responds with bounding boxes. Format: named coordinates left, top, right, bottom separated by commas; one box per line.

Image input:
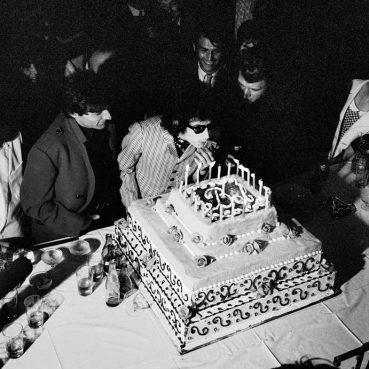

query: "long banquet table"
left=1, top=160, right=369, bottom=369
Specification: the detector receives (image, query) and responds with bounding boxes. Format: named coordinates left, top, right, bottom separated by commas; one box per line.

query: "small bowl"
left=69, top=240, right=91, bottom=256
left=29, top=272, right=53, bottom=291
left=41, top=249, right=64, bottom=266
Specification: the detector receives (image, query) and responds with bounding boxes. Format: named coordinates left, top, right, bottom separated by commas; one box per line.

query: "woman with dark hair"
left=21, top=70, right=122, bottom=243
left=118, top=88, right=219, bottom=207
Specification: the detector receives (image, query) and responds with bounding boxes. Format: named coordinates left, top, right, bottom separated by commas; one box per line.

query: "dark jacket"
left=21, top=114, right=96, bottom=243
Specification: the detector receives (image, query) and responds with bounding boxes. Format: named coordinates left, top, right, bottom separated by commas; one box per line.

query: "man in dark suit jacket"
left=21, top=71, right=122, bottom=243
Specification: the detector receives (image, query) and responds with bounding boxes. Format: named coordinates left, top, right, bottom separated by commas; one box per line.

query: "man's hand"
left=194, top=147, right=215, bottom=173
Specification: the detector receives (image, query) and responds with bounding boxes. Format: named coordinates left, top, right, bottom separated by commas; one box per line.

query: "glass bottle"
left=105, top=261, right=120, bottom=307
left=101, top=234, right=115, bottom=274
left=119, top=262, right=133, bottom=300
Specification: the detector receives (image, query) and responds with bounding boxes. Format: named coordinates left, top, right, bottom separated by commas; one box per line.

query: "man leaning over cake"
left=118, top=87, right=220, bottom=208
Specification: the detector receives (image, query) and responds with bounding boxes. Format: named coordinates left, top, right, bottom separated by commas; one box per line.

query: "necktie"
left=204, top=74, right=213, bottom=88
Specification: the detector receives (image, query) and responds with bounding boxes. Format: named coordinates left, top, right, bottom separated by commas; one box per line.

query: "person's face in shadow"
left=238, top=71, right=266, bottom=104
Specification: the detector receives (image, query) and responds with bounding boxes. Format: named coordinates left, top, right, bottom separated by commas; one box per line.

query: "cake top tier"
left=185, top=175, right=270, bottom=223
left=178, top=172, right=272, bottom=223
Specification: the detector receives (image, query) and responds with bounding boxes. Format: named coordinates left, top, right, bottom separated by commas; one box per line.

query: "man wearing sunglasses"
left=118, top=89, right=219, bottom=208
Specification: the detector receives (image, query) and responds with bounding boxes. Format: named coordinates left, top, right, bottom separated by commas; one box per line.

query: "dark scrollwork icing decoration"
left=312, top=280, right=330, bottom=292
left=233, top=308, right=251, bottom=320
left=253, top=301, right=269, bottom=314
left=212, top=316, right=232, bottom=327
left=195, top=255, right=216, bottom=267
left=261, top=222, right=275, bottom=234
left=219, top=283, right=237, bottom=300
left=191, top=233, right=203, bottom=244
left=190, top=325, right=210, bottom=336
left=292, top=287, right=308, bottom=300
left=305, top=257, right=317, bottom=271
left=170, top=309, right=183, bottom=331
left=277, top=266, right=288, bottom=280
left=221, top=234, right=234, bottom=246
left=293, top=260, right=306, bottom=274
left=272, top=294, right=290, bottom=306
left=168, top=225, right=183, bottom=243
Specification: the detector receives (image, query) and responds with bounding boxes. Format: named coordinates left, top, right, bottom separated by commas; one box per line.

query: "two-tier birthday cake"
left=115, top=164, right=336, bottom=353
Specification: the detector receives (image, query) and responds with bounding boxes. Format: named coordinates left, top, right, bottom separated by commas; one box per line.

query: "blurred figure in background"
left=328, top=78, right=369, bottom=162
left=0, top=99, right=24, bottom=242
left=229, top=51, right=308, bottom=184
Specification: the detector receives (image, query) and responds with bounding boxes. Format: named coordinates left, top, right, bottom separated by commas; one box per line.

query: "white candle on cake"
left=217, top=165, right=221, bottom=180
left=251, top=173, right=255, bottom=187
left=208, top=161, right=215, bottom=180
left=184, top=164, right=190, bottom=187
left=227, top=162, right=231, bottom=177
left=263, top=186, right=270, bottom=197
left=234, top=159, right=239, bottom=176
left=222, top=179, right=225, bottom=193
left=239, top=165, right=245, bottom=180
left=245, top=168, right=250, bottom=185
left=196, top=162, right=201, bottom=185
left=179, top=180, right=183, bottom=193
left=258, top=179, right=263, bottom=195
left=219, top=204, right=223, bottom=220
left=231, top=197, right=235, bottom=218
left=209, top=208, right=213, bottom=224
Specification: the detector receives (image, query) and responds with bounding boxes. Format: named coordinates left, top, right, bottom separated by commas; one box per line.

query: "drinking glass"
left=76, top=264, right=93, bottom=296
left=1, top=289, right=18, bottom=322
left=2, top=323, right=24, bottom=359
left=42, top=293, right=65, bottom=321
left=125, top=290, right=150, bottom=316
left=41, top=249, right=64, bottom=270
left=24, top=295, right=44, bottom=329
left=360, top=185, right=369, bottom=210
left=90, top=261, right=104, bottom=282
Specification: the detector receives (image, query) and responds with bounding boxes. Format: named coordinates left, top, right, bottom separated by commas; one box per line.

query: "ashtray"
left=41, top=249, right=64, bottom=266
left=69, top=240, right=91, bottom=256
left=29, top=272, right=53, bottom=291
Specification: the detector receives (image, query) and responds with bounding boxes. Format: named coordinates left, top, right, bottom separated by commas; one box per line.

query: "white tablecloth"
left=2, top=161, right=369, bottom=369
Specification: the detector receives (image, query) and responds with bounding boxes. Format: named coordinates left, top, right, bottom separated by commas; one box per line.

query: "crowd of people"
left=0, top=0, right=368, bottom=246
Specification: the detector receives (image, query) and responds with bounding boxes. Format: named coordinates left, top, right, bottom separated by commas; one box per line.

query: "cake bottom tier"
left=118, top=224, right=337, bottom=354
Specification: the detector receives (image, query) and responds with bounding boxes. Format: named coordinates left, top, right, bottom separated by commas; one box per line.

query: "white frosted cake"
left=115, top=168, right=336, bottom=353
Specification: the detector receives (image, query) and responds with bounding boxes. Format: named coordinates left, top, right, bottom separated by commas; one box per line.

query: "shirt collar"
left=197, top=63, right=218, bottom=84
left=128, top=4, right=145, bottom=16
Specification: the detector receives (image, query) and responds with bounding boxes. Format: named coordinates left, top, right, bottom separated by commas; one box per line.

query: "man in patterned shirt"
left=118, top=90, right=219, bottom=208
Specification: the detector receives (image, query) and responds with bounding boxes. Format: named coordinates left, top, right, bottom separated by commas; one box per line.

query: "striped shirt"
left=118, top=116, right=212, bottom=207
